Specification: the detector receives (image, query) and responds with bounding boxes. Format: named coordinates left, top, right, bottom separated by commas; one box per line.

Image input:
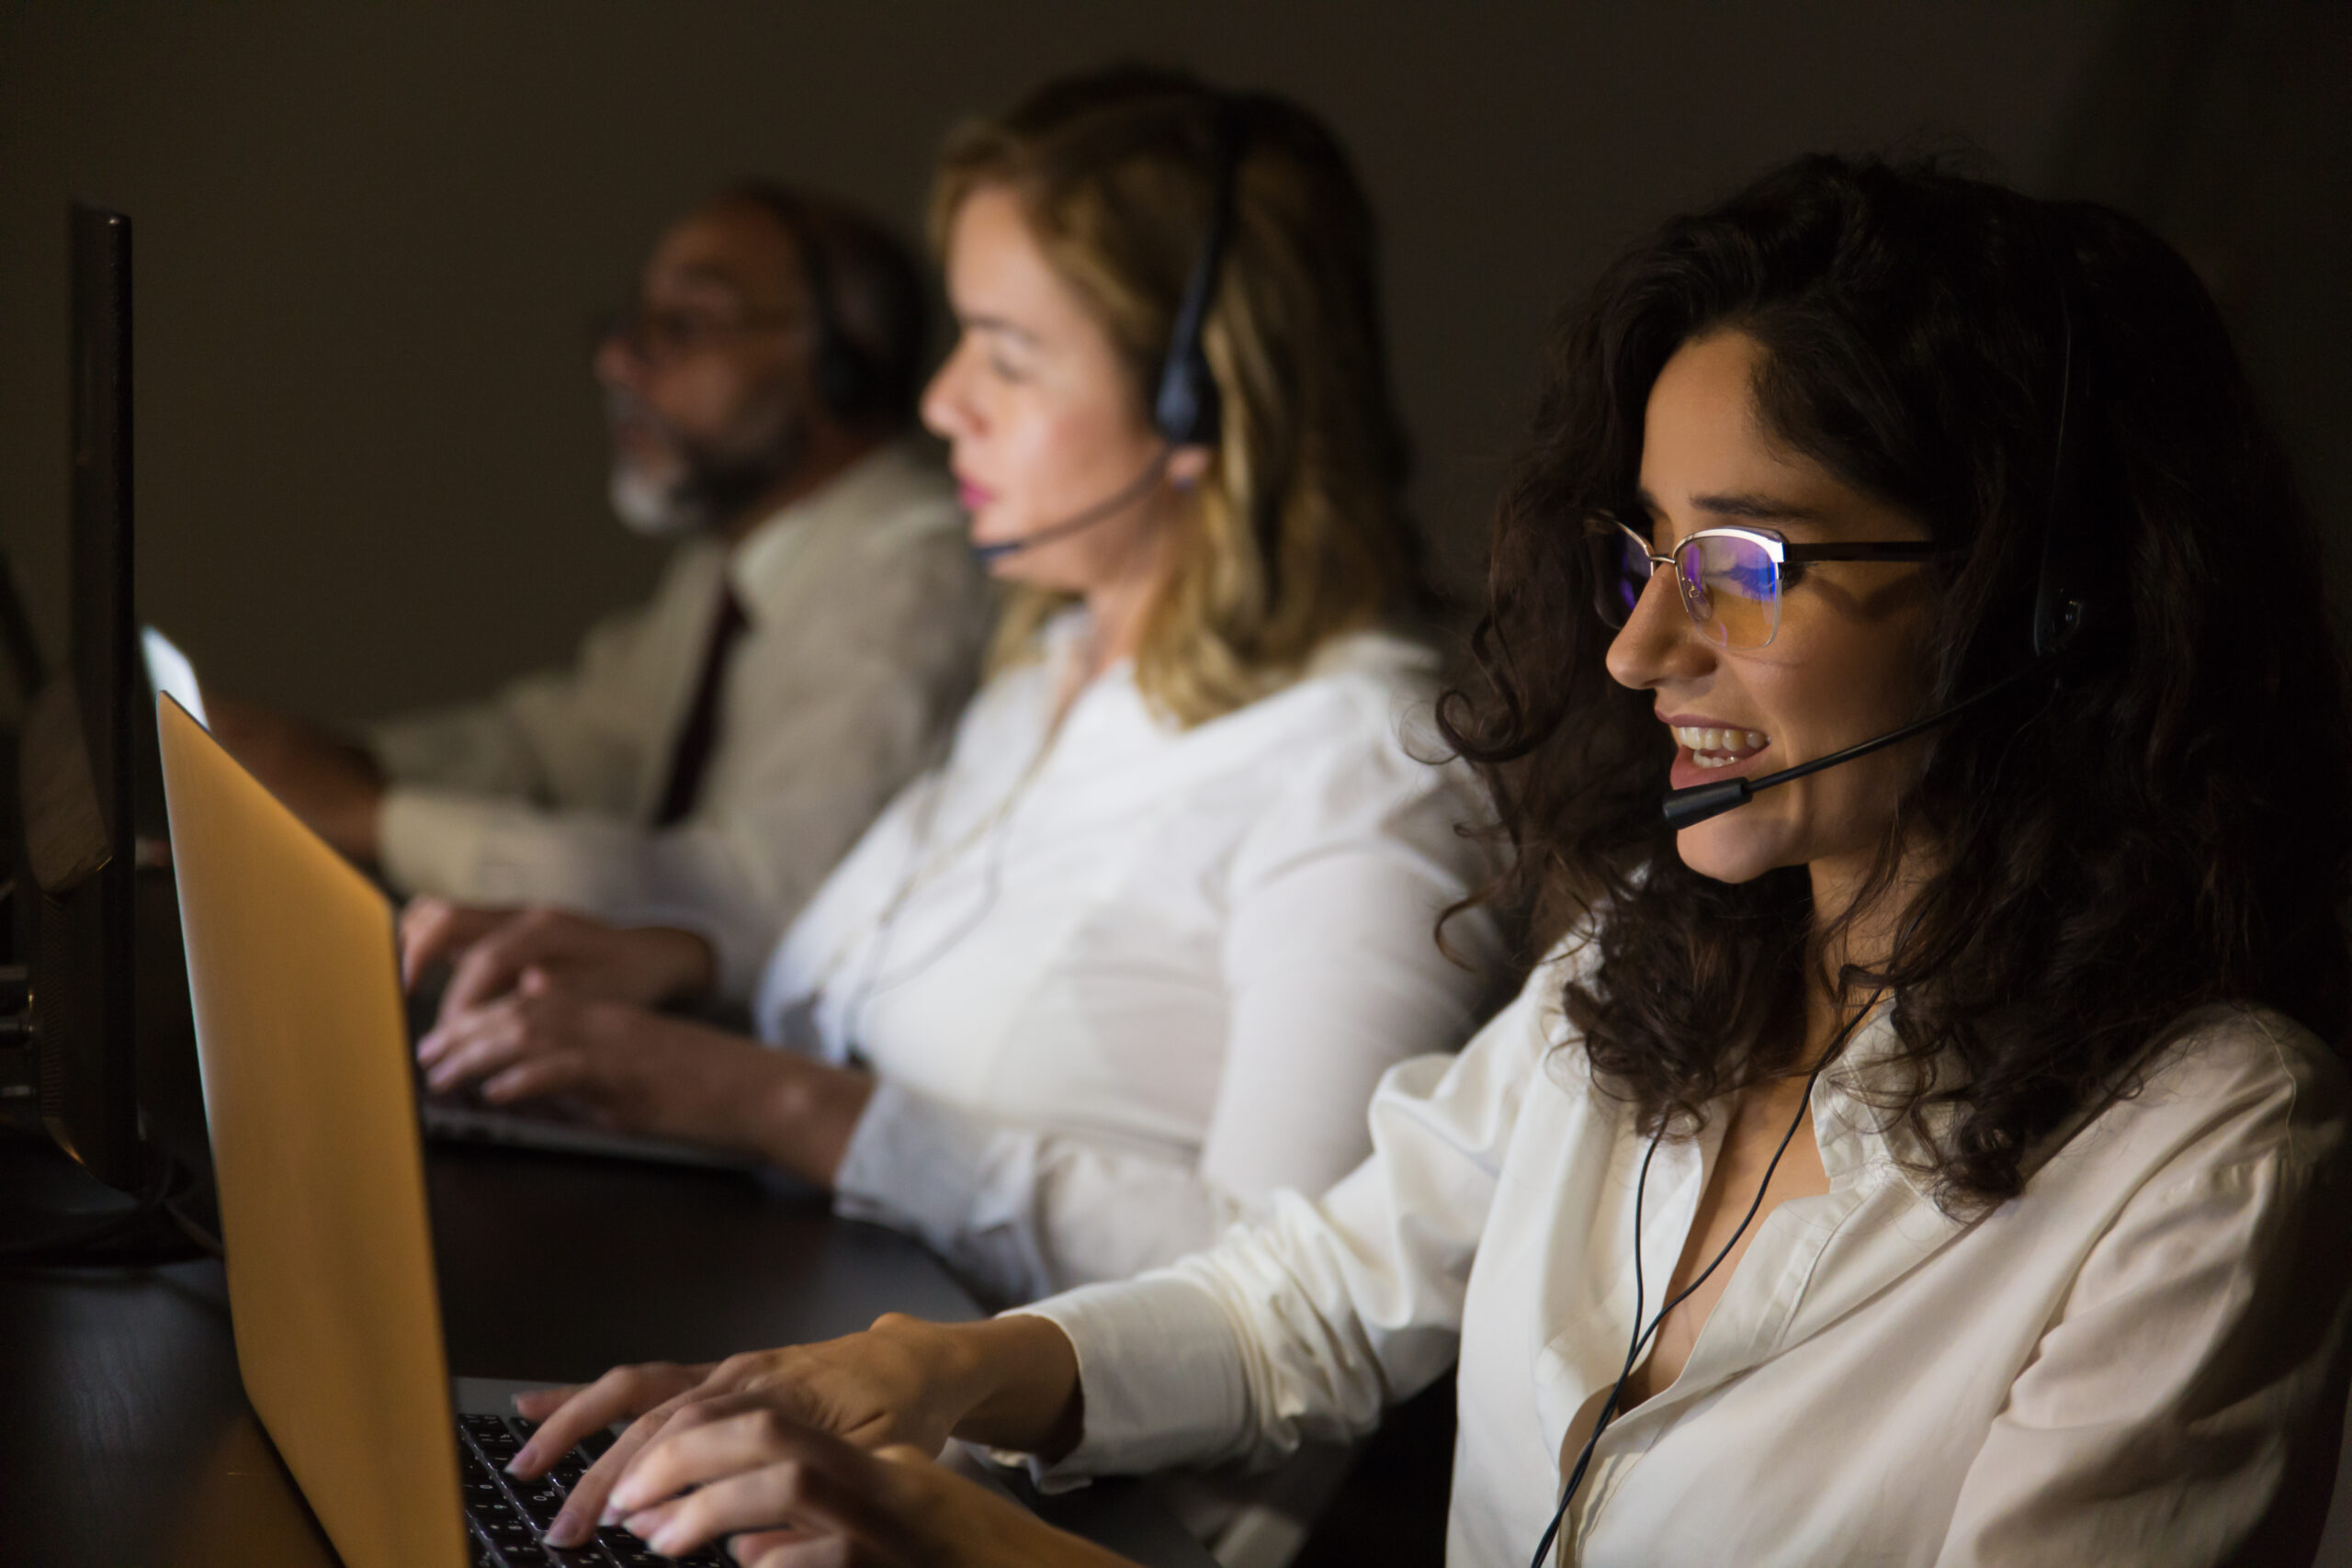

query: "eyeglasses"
left=1588, top=513, right=1942, bottom=649
left=591, top=300, right=797, bottom=366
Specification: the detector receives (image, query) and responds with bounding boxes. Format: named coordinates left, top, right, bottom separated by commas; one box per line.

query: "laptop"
left=140, top=627, right=751, bottom=1171
left=142, top=624, right=209, bottom=728
left=157, top=694, right=732, bottom=1567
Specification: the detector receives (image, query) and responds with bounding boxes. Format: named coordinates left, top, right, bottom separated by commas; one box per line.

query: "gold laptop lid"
left=158, top=696, right=466, bottom=1568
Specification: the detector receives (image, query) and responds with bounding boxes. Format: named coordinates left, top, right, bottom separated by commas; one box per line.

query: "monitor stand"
left=0, top=1121, right=212, bottom=1263
left=0, top=810, right=215, bottom=1267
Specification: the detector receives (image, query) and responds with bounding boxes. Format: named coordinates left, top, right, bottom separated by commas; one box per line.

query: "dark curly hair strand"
left=1440, top=155, right=2352, bottom=1207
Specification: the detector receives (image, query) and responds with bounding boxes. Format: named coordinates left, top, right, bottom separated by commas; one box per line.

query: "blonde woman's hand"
left=400, top=897, right=715, bottom=1016
left=413, top=978, right=871, bottom=1179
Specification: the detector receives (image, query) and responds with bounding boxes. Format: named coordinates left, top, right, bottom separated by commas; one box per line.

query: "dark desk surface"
left=428, top=1143, right=974, bottom=1378
left=0, top=1136, right=1213, bottom=1568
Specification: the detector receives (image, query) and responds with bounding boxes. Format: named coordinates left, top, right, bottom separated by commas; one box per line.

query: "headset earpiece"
left=812, top=336, right=875, bottom=421
left=797, top=229, right=877, bottom=421
left=752, top=188, right=880, bottom=422
left=2030, top=241, right=2096, bottom=662
left=1151, top=99, right=1246, bottom=449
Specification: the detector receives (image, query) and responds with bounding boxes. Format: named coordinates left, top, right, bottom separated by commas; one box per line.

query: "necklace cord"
left=829, top=660, right=1085, bottom=1051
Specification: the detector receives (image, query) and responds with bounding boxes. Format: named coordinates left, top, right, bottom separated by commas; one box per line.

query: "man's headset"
left=740, top=186, right=886, bottom=422
left=971, top=97, right=1245, bottom=564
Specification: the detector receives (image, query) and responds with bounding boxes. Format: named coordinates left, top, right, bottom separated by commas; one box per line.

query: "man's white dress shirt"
left=1017, top=939, right=2352, bottom=1565
left=753, top=613, right=1502, bottom=1306
left=370, top=442, right=992, bottom=996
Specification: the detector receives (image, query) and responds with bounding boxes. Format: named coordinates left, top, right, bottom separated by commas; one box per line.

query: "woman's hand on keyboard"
left=608, top=1416, right=1132, bottom=1567
left=401, top=898, right=717, bottom=1016
left=520, top=1314, right=1008, bottom=1551
left=413, top=976, right=875, bottom=1180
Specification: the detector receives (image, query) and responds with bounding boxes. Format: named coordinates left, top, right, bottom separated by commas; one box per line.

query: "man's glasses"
left=1588, top=513, right=1942, bottom=649
left=591, top=300, right=797, bottom=366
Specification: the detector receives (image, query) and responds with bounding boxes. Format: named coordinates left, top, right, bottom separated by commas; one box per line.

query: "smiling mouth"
left=1673, top=725, right=1770, bottom=770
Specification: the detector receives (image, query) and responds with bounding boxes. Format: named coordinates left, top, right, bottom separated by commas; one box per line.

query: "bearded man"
left=215, top=186, right=989, bottom=997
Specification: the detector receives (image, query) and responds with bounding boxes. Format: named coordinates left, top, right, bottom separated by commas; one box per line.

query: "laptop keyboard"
left=458, top=1412, right=729, bottom=1567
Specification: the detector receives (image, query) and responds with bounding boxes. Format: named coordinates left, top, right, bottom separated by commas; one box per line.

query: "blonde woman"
left=407, top=67, right=1500, bottom=1314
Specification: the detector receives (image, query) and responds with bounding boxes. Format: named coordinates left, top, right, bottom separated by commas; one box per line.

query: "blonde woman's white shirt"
left=752, top=614, right=1500, bottom=1306
left=1016, top=942, right=2352, bottom=1566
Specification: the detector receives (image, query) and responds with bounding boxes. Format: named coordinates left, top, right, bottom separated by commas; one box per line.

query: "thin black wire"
left=1527, top=988, right=1885, bottom=1567
left=163, top=1189, right=225, bottom=1258
left=1527, top=1132, right=1665, bottom=1567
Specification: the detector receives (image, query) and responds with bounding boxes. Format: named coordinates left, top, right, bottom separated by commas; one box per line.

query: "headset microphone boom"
left=1658, top=288, right=2092, bottom=831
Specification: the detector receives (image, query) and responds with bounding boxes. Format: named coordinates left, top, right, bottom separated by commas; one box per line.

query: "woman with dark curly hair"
left=505, top=156, right=2352, bottom=1568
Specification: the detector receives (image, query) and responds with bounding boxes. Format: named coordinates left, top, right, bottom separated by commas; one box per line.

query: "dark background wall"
left=2, top=1, right=2345, bottom=723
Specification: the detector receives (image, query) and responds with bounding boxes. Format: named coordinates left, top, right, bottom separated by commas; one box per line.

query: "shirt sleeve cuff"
left=831, top=1077, right=1005, bottom=1251
left=596, top=897, right=764, bottom=1005
left=998, top=1275, right=1251, bottom=1487
left=378, top=786, right=495, bottom=899
left=363, top=716, right=442, bottom=782
left=701, top=919, right=772, bottom=1006
left=364, top=708, right=526, bottom=794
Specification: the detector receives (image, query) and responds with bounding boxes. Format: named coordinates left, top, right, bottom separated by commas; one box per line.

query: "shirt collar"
left=1029, top=607, right=1438, bottom=728
left=1032, top=607, right=1168, bottom=755
left=1038, top=604, right=1103, bottom=676
left=1811, top=999, right=1967, bottom=1202
left=726, top=439, right=939, bottom=624
left=1615, top=1003, right=1977, bottom=1438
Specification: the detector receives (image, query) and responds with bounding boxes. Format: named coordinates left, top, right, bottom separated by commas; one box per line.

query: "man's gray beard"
left=609, top=462, right=703, bottom=537
left=607, top=418, right=810, bottom=539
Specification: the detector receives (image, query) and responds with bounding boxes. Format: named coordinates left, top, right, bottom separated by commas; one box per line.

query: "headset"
left=1148, top=99, right=1241, bottom=450
left=971, top=96, right=1246, bottom=563
left=740, top=186, right=884, bottom=422
left=1535, top=235, right=2102, bottom=1563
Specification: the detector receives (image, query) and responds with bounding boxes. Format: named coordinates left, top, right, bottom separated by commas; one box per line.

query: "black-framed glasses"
left=1588, top=513, right=1942, bottom=649
left=590, top=299, right=798, bottom=365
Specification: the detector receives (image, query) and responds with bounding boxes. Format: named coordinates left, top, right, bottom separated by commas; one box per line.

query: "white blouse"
left=752, top=614, right=1500, bottom=1306
left=1018, top=940, right=2352, bottom=1566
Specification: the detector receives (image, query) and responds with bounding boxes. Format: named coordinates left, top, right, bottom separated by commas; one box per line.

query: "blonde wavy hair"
left=932, top=65, right=1426, bottom=726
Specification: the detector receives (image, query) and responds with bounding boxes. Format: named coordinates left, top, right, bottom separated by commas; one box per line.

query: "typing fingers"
left=510, top=1363, right=698, bottom=1478
left=480, top=1043, right=597, bottom=1108
left=534, top=1367, right=711, bottom=1547
left=605, top=1393, right=811, bottom=1514
left=724, top=1528, right=831, bottom=1568
left=611, top=1414, right=922, bottom=1562
left=509, top=1383, right=582, bottom=1424
left=417, top=1000, right=539, bottom=1093
left=440, top=915, right=555, bottom=1018
left=400, top=897, right=504, bottom=989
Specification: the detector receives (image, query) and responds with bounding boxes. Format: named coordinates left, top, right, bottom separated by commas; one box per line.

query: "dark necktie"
left=651, top=583, right=748, bottom=828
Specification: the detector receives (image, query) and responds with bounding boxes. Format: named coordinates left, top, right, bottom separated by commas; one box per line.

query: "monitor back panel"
left=157, top=696, right=466, bottom=1568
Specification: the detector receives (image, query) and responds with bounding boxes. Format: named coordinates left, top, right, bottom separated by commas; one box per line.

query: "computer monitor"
left=18, top=204, right=142, bottom=1191
left=0, top=547, right=42, bottom=1039
left=0, top=548, right=46, bottom=705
